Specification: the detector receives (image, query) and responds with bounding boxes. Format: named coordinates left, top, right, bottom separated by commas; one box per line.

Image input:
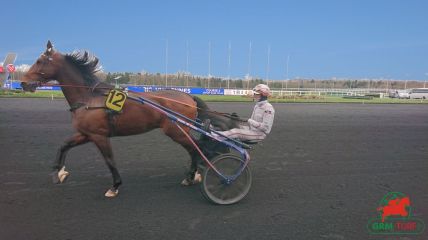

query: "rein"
left=40, top=83, right=246, bottom=121
left=42, top=83, right=112, bottom=89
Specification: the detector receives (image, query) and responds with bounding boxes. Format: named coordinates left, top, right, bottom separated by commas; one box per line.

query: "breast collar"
left=69, top=102, right=107, bottom=112
left=69, top=102, right=86, bottom=112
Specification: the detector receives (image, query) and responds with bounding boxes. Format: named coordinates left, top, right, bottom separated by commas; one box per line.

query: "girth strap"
left=106, top=109, right=118, bottom=137
left=69, top=102, right=118, bottom=137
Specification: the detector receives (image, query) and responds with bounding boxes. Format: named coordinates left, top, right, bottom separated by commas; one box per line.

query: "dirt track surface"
left=1, top=98, right=427, bottom=240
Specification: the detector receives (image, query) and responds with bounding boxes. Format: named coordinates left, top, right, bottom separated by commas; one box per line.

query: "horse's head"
left=21, top=40, right=61, bottom=92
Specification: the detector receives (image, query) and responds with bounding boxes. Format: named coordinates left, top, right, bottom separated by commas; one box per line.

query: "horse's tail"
left=192, top=95, right=209, bottom=120
left=192, top=95, right=240, bottom=131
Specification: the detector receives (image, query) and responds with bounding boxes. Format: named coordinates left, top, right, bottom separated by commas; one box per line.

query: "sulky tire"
left=201, top=154, right=252, bottom=205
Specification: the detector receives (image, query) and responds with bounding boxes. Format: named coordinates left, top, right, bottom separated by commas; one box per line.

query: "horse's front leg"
left=90, top=134, right=122, bottom=198
left=52, top=132, right=89, bottom=184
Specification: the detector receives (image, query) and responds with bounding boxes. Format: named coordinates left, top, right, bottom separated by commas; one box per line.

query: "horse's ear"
left=45, top=40, right=55, bottom=56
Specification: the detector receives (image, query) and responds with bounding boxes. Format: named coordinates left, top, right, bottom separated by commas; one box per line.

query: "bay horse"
left=21, top=41, right=240, bottom=198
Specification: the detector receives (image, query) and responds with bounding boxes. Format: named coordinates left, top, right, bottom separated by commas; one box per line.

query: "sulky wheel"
left=201, top=154, right=252, bottom=205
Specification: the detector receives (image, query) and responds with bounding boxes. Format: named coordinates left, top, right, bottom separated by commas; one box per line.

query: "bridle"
left=35, top=52, right=53, bottom=77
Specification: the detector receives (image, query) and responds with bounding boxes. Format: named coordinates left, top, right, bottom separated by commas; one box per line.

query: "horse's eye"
left=36, top=59, right=42, bottom=64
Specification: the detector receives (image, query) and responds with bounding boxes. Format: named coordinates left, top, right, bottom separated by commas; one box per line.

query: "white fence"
left=225, top=88, right=389, bottom=98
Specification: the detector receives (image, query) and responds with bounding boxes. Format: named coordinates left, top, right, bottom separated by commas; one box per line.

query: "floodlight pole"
left=283, top=55, right=290, bottom=91
left=165, top=39, right=169, bottom=87
left=424, top=73, right=428, bottom=88
left=247, top=42, right=252, bottom=90
left=208, top=41, right=211, bottom=88
left=186, top=41, right=189, bottom=87
left=266, top=45, right=271, bottom=86
left=227, top=41, right=231, bottom=89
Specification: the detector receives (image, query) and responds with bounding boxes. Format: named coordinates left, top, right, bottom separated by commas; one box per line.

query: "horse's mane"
left=64, top=51, right=101, bottom=86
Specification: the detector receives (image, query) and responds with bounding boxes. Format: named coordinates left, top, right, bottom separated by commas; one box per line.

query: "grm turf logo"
left=367, top=192, right=425, bottom=235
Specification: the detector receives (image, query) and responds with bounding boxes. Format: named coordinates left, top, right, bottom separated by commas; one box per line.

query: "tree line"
left=101, top=72, right=427, bottom=89
left=8, top=70, right=427, bottom=90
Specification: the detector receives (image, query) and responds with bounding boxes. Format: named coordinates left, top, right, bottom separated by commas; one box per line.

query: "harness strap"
left=69, top=102, right=86, bottom=112
left=91, top=82, right=101, bottom=92
left=70, top=103, right=108, bottom=112
left=106, top=109, right=118, bottom=137
left=68, top=98, right=117, bottom=137
left=85, top=106, right=107, bottom=110
left=43, top=83, right=244, bottom=122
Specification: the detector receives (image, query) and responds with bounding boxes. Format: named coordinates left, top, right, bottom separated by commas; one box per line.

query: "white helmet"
left=252, top=84, right=271, bottom=96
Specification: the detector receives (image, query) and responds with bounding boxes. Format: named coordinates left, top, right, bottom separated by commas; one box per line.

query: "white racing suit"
left=218, top=100, right=275, bottom=142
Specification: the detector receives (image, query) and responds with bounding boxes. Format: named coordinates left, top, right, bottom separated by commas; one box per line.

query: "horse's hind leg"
left=161, top=123, right=201, bottom=186
left=53, top=132, right=89, bottom=184
left=89, top=134, right=122, bottom=198
left=181, top=150, right=202, bottom=186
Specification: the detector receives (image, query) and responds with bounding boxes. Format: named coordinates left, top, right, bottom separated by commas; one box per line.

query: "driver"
left=188, top=84, right=275, bottom=186
left=217, top=84, right=275, bottom=142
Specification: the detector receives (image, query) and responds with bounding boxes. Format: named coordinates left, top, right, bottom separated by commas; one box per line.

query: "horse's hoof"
left=105, top=188, right=119, bottom=198
left=58, top=167, right=70, bottom=183
left=52, top=167, right=69, bottom=184
left=181, top=172, right=202, bottom=186
left=194, top=172, right=202, bottom=183
left=181, top=178, right=192, bottom=186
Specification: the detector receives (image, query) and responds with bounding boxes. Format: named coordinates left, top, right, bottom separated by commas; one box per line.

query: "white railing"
left=225, top=88, right=389, bottom=97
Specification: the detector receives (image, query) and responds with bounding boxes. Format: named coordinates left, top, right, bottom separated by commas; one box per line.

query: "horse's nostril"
left=20, top=82, right=38, bottom=92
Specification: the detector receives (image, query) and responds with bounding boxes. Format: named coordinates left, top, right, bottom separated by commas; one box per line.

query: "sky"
left=2, top=0, right=428, bottom=81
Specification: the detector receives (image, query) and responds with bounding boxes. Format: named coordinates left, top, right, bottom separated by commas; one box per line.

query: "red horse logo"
left=377, top=197, right=410, bottom=222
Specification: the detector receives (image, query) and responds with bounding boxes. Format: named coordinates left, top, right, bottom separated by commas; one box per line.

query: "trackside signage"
left=5, top=84, right=226, bottom=95
left=367, top=192, right=425, bottom=235
left=126, top=86, right=224, bottom=95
